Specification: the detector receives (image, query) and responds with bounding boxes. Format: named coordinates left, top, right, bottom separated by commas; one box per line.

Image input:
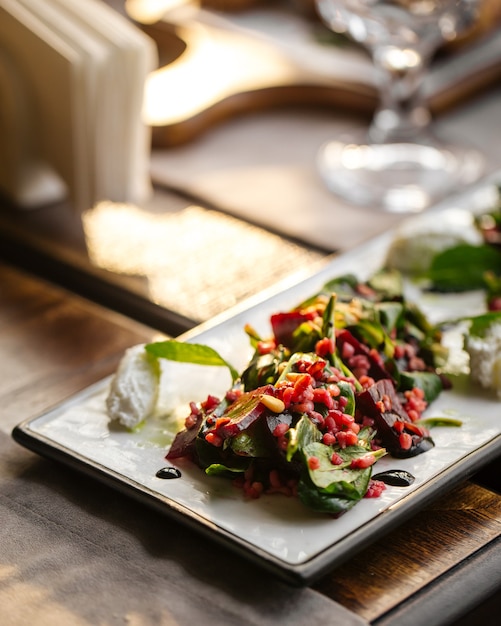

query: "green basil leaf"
left=321, top=294, right=336, bottom=340
left=424, top=244, right=501, bottom=292
left=368, top=268, right=404, bottom=301
left=337, top=381, right=356, bottom=416
left=297, top=479, right=360, bottom=515
left=417, top=417, right=463, bottom=428
left=205, top=463, right=247, bottom=477
left=302, top=442, right=373, bottom=496
left=398, top=371, right=444, bottom=404
left=145, top=340, right=239, bottom=382
left=285, top=414, right=322, bottom=462
left=468, top=311, right=501, bottom=338
left=296, top=442, right=383, bottom=514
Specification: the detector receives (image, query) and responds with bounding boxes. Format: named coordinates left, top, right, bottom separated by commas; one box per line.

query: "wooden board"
left=135, top=5, right=501, bottom=147
left=1, top=259, right=500, bottom=622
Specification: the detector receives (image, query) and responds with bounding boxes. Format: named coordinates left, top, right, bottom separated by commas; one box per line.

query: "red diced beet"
left=399, top=432, right=413, bottom=450
left=350, top=454, right=376, bottom=469
left=357, top=379, right=434, bottom=458
left=364, top=479, right=386, bottom=498
left=308, top=456, right=321, bottom=470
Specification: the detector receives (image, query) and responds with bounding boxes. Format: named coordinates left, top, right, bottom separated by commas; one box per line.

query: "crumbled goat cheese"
left=465, top=323, right=501, bottom=399
left=106, top=344, right=160, bottom=428
left=386, top=208, right=483, bottom=274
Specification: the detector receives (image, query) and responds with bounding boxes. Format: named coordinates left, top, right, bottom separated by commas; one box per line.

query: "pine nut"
left=260, top=394, right=285, bottom=413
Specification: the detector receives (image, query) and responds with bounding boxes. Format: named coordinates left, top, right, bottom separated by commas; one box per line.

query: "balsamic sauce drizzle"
left=372, top=469, right=415, bottom=487
left=156, top=466, right=182, bottom=480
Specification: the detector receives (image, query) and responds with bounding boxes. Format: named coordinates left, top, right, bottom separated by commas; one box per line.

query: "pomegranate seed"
left=328, top=383, right=341, bottom=397
left=315, top=337, right=335, bottom=357
left=341, top=342, right=355, bottom=360
left=350, top=454, right=376, bottom=469
left=205, top=432, right=223, bottom=447
left=394, top=344, right=405, bottom=359
left=489, top=296, right=501, bottom=311
left=364, top=479, right=386, bottom=498
left=407, top=409, right=419, bottom=422
left=257, top=340, right=276, bottom=354
left=399, top=432, right=413, bottom=450
left=308, top=456, right=321, bottom=470
left=269, top=469, right=282, bottom=488
left=324, top=416, right=337, bottom=432
left=248, top=481, right=264, bottom=498
left=201, top=395, right=220, bottom=411
left=330, top=452, right=344, bottom=465
left=273, top=422, right=289, bottom=437
left=336, top=431, right=358, bottom=448
left=277, top=435, right=289, bottom=450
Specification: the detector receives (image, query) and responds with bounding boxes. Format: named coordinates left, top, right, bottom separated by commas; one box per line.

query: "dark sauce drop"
left=156, top=466, right=182, bottom=480
left=372, top=469, right=415, bottom=487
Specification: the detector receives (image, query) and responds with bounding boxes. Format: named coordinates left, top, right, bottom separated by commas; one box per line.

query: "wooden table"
left=1, top=259, right=500, bottom=625
left=2, top=5, right=501, bottom=621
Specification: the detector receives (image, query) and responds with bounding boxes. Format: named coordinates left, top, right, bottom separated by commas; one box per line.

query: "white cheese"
left=386, top=208, right=483, bottom=275
left=106, top=344, right=160, bottom=428
left=465, top=323, right=501, bottom=399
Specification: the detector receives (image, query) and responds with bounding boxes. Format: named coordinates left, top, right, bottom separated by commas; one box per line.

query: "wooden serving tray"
left=136, top=3, right=501, bottom=147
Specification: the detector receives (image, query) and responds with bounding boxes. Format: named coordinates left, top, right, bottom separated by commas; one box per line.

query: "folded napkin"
left=0, top=0, right=156, bottom=212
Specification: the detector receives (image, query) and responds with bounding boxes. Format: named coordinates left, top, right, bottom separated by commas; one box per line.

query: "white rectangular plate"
left=12, top=226, right=501, bottom=586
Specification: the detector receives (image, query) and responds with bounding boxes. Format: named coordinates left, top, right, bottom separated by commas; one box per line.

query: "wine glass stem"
left=369, top=46, right=433, bottom=145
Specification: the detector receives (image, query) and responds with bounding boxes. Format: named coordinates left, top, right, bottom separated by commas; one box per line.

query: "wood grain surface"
left=314, top=482, right=501, bottom=621
left=2, top=259, right=500, bottom=622
left=0, top=261, right=156, bottom=427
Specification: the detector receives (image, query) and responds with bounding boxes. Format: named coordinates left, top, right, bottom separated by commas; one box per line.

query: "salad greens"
left=140, top=187, right=501, bottom=516
left=145, top=341, right=239, bottom=383
left=154, top=268, right=452, bottom=516
left=105, top=190, right=501, bottom=516
left=419, top=187, right=501, bottom=308
left=422, top=243, right=501, bottom=292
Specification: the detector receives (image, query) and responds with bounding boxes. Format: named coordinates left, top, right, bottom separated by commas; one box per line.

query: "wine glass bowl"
left=315, top=0, right=484, bottom=213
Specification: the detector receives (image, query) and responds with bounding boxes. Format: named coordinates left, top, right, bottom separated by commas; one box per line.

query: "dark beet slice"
left=357, top=379, right=434, bottom=458
left=166, top=412, right=203, bottom=460
left=336, top=329, right=392, bottom=381
left=168, top=385, right=279, bottom=462
left=271, top=311, right=312, bottom=348
left=217, top=385, right=275, bottom=438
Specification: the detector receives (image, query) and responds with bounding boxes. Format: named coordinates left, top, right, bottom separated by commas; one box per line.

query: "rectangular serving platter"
left=12, top=207, right=501, bottom=586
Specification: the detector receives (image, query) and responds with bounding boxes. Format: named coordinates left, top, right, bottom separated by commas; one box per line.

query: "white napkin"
left=0, top=0, right=157, bottom=212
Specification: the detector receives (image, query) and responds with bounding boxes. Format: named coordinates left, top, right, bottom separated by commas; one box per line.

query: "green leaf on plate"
left=145, top=340, right=239, bottom=382
left=468, top=311, right=501, bottom=337
left=423, top=244, right=501, bottom=292
left=417, top=417, right=463, bottom=428
left=398, top=370, right=444, bottom=404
